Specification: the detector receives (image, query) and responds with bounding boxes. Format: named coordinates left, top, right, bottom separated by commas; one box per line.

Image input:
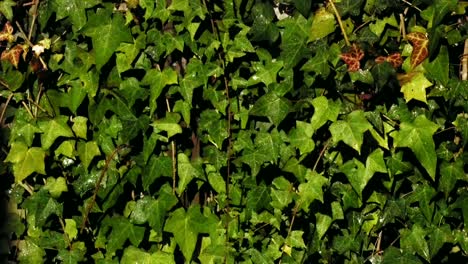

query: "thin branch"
left=166, top=98, right=177, bottom=194
left=0, top=93, right=13, bottom=127
left=328, top=0, right=350, bottom=46
left=313, top=140, right=330, bottom=172
left=21, top=101, right=34, bottom=119
left=279, top=203, right=300, bottom=264
left=80, top=145, right=127, bottom=234
left=461, top=38, right=468, bottom=80
left=58, top=217, right=73, bottom=249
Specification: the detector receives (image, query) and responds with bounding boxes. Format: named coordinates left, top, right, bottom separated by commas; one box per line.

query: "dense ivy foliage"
left=1, top=0, right=467, bottom=263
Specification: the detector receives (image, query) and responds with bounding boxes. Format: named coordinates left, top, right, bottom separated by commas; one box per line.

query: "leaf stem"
left=0, top=93, right=13, bottom=127
left=328, top=0, right=350, bottom=46
left=166, top=98, right=177, bottom=194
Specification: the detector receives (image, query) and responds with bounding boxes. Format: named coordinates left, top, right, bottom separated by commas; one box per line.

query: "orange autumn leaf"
left=407, top=32, right=428, bottom=68
left=375, top=52, right=402, bottom=68
left=340, top=44, right=364, bottom=72
left=1, top=45, right=25, bottom=68
left=0, top=22, right=14, bottom=42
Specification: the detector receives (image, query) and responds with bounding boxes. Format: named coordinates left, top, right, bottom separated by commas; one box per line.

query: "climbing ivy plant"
left=1, top=0, right=467, bottom=263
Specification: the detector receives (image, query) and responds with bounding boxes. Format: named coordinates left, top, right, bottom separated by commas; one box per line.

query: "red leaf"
left=375, top=53, right=402, bottom=68
left=407, top=32, right=428, bottom=68
left=1, top=45, right=25, bottom=68
left=0, top=22, right=14, bottom=42
left=340, top=44, right=364, bottom=72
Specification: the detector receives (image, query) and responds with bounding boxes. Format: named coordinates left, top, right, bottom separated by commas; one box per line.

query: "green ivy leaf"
left=77, top=141, right=101, bottom=170
left=330, top=110, right=372, bottom=154
left=340, top=149, right=386, bottom=197
left=142, top=155, right=172, bottom=191
left=141, top=68, right=178, bottom=117
left=249, top=2, right=279, bottom=42
left=453, top=113, right=468, bottom=146
left=164, top=205, right=215, bottom=261
left=400, top=224, right=430, bottom=261
left=289, top=121, right=315, bottom=155
left=44, top=177, right=68, bottom=198
left=400, top=72, right=433, bottom=104
left=38, top=116, right=74, bottom=150
left=391, top=115, right=439, bottom=180
left=5, top=142, right=46, bottom=182
left=298, top=170, right=328, bottom=212
left=9, top=108, right=41, bottom=147
left=146, top=185, right=178, bottom=233
left=315, top=213, right=332, bottom=239
left=17, top=239, right=46, bottom=264
left=424, top=45, right=449, bottom=85
left=247, top=60, right=283, bottom=87
left=121, top=246, right=176, bottom=264
left=72, top=116, right=88, bottom=140
left=198, top=110, right=229, bottom=149
left=152, top=113, right=182, bottom=138
left=336, top=0, right=365, bottom=16
left=64, top=219, right=78, bottom=241
left=82, top=7, right=133, bottom=71
left=310, top=96, right=341, bottom=131
left=278, top=15, right=310, bottom=69
left=0, top=0, right=16, bottom=21
left=439, top=160, right=465, bottom=197
left=250, top=92, right=290, bottom=126
left=177, top=153, right=201, bottom=194
left=52, top=0, right=101, bottom=31
left=106, top=216, right=145, bottom=254
left=309, top=7, right=336, bottom=41
left=381, top=246, right=424, bottom=264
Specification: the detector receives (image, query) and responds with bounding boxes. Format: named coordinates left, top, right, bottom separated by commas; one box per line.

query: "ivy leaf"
left=72, top=116, right=88, bottom=140
left=121, top=246, right=175, bottom=264
left=52, top=0, right=101, bottom=31
left=17, top=239, right=46, bottom=263
left=340, top=149, right=386, bottom=196
left=400, top=224, right=430, bottom=261
left=5, top=142, right=46, bottom=182
left=336, top=0, right=365, bottom=16
left=391, top=115, right=439, bottom=180
left=237, top=147, right=269, bottom=177
left=247, top=60, right=283, bottom=87
left=439, top=160, right=465, bottom=197
left=278, top=15, right=310, bottom=69
left=106, top=216, right=145, bottom=254
left=250, top=92, right=290, bottom=126
left=141, top=68, right=178, bottom=117
left=0, top=0, right=16, bottom=21
left=77, top=141, right=101, bottom=170
left=407, top=32, right=429, bottom=68
left=453, top=113, right=468, bottom=146
left=249, top=2, right=279, bottom=42
left=198, top=110, right=229, bottom=149
left=178, top=153, right=201, bottom=194
left=315, top=213, right=332, bottom=239
left=82, top=8, right=133, bottom=71
left=146, top=185, right=178, bottom=233
left=289, top=121, right=315, bottom=155
left=308, top=7, right=336, bottom=41
left=330, top=110, right=372, bottom=154
left=38, top=116, right=74, bottom=150
left=152, top=113, right=182, bottom=138
left=64, top=219, right=78, bottom=241
left=44, top=177, right=68, bottom=198
left=164, top=205, right=215, bottom=261
left=298, top=170, right=328, bottom=212
left=310, top=96, right=341, bottom=131
left=142, top=156, right=172, bottom=191
left=424, top=45, right=448, bottom=85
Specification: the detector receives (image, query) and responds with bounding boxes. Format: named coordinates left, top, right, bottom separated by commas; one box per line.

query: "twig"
left=461, top=38, right=468, bottom=80
left=166, top=98, right=177, bottom=194
left=313, top=140, right=330, bottom=172
left=401, top=0, right=422, bottom=12
left=0, top=93, right=13, bottom=127
left=21, top=101, right=34, bottom=119
left=279, top=203, right=300, bottom=263
left=328, top=0, right=350, bottom=46
left=17, top=181, right=34, bottom=195
left=80, top=145, right=127, bottom=233
left=58, top=217, right=73, bottom=249
left=27, top=0, right=40, bottom=41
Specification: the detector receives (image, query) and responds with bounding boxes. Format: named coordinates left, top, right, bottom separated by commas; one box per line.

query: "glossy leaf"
left=38, top=116, right=74, bottom=150
left=400, top=72, right=433, bottom=104
left=5, top=142, right=46, bottom=182
left=330, top=110, right=372, bottom=154
left=250, top=92, right=290, bottom=126
left=391, top=115, right=439, bottom=179
left=82, top=8, right=132, bottom=71
left=77, top=141, right=101, bottom=170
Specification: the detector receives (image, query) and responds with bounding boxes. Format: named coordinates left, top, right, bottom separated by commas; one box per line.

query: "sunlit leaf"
left=5, top=142, right=46, bottom=182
